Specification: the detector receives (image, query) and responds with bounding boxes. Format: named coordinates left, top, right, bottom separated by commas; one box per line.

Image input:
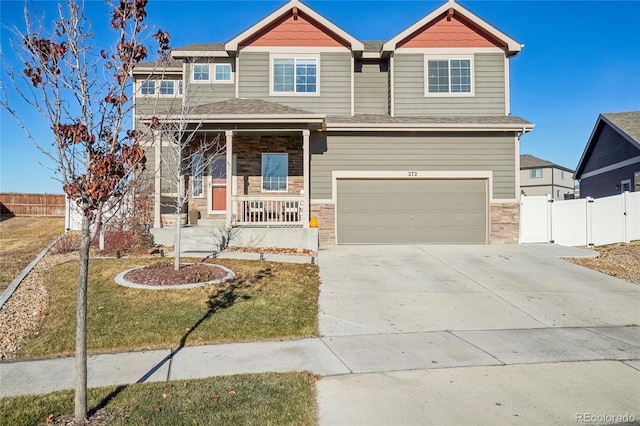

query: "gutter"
left=325, top=122, right=535, bottom=132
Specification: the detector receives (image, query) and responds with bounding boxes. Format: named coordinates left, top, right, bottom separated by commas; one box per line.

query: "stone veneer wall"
left=490, top=202, right=520, bottom=244
left=234, top=135, right=303, bottom=196
left=310, top=203, right=335, bottom=248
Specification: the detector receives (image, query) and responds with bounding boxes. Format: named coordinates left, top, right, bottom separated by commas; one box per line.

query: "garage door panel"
left=337, top=179, right=487, bottom=244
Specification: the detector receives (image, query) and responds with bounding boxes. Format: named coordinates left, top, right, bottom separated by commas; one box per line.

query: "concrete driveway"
left=316, top=244, right=640, bottom=425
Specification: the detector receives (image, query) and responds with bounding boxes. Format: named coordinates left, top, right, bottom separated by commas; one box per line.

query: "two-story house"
left=133, top=0, right=533, bottom=247
left=520, top=154, right=575, bottom=200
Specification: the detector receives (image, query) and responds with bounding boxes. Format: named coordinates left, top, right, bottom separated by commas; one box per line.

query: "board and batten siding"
left=393, top=53, right=506, bottom=116
left=581, top=124, right=640, bottom=174
left=185, top=60, right=235, bottom=107
left=310, top=132, right=516, bottom=200
left=238, top=52, right=351, bottom=115
left=354, top=60, right=389, bottom=114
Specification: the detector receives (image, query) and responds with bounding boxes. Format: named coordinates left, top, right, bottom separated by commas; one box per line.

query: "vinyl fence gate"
left=520, top=192, right=640, bottom=246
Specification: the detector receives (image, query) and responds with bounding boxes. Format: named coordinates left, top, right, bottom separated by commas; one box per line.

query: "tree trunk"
left=74, top=214, right=91, bottom=424
left=174, top=209, right=182, bottom=270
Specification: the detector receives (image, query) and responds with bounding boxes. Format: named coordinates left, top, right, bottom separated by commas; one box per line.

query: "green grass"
left=19, top=257, right=319, bottom=358
left=0, top=216, right=65, bottom=292
left=0, top=372, right=317, bottom=426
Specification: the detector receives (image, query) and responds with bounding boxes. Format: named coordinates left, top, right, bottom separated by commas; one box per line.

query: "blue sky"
left=1, top=0, right=639, bottom=194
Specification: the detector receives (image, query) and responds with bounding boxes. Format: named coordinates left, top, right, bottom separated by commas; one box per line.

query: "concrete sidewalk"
left=2, top=325, right=639, bottom=398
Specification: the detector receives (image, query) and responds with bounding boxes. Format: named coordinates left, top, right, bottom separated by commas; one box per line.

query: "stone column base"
left=310, top=203, right=335, bottom=248
left=490, top=202, right=520, bottom=244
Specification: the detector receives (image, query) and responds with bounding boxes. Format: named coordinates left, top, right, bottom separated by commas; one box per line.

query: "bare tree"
left=149, top=95, right=226, bottom=270
left=0, top=1, right=169, bottom=423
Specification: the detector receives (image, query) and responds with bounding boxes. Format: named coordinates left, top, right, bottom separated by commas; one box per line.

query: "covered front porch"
left=147, top=99, right=325, bottom=233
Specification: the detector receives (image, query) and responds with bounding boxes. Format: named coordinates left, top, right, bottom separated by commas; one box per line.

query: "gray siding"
left=310, top=132, right=516, bottom=199
left=238, top=52, right=351, bottom=114
left=580, top=163, right=640, bottom=198
left=185, top=60, right=235, bottom=107
left=394, top=53, right=506, bottom=116
left=135, top=75, right=184, bottom=116
left=160, top=145, right=179, bottom=194
left=354, top=60, right=389, bottom=114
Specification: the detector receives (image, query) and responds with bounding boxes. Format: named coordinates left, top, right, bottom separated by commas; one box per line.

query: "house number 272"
left=408, top=171, right=418, bottom=177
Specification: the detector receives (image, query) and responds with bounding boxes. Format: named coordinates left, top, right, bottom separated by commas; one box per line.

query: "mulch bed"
left=123, top=262, right=229, bottom=286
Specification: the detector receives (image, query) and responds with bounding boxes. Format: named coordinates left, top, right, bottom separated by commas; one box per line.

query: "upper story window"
left=192, top=64, right=210, bottom=82
left=138, top=79, right=182, bottom=97
left=141, top=79, right=155, bottom=95
left=425, top=56, right=473, bottom=96
left=191, top=63, right=233, bottom=83
left=159, top=80, right=175, bottom=95
left=271, top=56, right=318, bottom=95
left=530, top=169, right=543, bottom=179
left=214, top=64, right=232, bottom=82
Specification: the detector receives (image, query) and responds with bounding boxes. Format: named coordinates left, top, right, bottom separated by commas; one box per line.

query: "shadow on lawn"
left=88, top=267, right=273, bottom=418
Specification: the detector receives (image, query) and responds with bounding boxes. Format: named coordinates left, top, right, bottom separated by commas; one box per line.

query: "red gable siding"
left=242, top=11, right=348, bottom=47
left=398, top=12, right=503, bottom=49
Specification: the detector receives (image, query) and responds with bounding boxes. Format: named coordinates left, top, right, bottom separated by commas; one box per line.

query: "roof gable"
left=383, top=0, right=521, bottom=55
left=398, top=10, right=504, bottom=49
left=226, top=0, right=364, bottom=51
left=241, top=9, right=346, bottom=48
left=574, top=112, right=640, bottom=178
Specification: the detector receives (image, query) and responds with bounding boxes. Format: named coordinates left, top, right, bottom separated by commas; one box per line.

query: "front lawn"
left=0, top=372, right=316, bottom=426
left=0, top=216, right=65, bottom=292
left=19, top=257, right=319, bottom=358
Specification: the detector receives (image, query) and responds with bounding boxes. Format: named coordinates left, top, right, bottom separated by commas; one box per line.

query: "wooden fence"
left=0, top=193, right=66, bottom=216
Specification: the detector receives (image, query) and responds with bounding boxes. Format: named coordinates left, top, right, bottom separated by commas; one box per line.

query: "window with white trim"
left=635, top=171, right=640, bottom=192
left=530, top=169, right=542, bottom=179
left=272, top=57, right=318, bottom=94
left=178, top=80, right=183, bottom=95
left=192, top=64, right=210, bottom=82
left=214, top=63, right=232, bottom=82
left=192, top=153, right=204, bottom=198
left=262, top=153, right=288, bottom=192
left=159, top=80, right=175, bottom=95
left=425, top=56, right=473, bottom=95
left=621, top=179, right=631, bottom=193
left=141, top=79, right=155, bottom=95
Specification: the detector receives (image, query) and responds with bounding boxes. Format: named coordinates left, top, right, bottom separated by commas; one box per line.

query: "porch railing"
left=233, top=196, right=304, bottom=226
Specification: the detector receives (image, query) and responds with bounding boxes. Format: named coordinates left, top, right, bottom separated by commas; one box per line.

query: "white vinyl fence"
left=520, top=192, right=640, bottom=246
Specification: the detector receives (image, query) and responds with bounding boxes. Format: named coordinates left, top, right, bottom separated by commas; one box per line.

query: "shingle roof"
left=520, top=154, right=574, bottom=172
left=133, top=59, right=182, bottom=71
left=602, top=111, right=640, bottom=144
left=189, top=98, right=314, bottom=115
left=327, top=114, right=532, bottom=126
left=173, top=42, right=226, bottom=52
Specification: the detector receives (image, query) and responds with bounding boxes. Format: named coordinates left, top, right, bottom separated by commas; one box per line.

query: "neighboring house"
left=133, top=0, right=533, bottom=246
left=520, top=154, right=575, bottom=200
left=574, top=112, right=640, bottom=198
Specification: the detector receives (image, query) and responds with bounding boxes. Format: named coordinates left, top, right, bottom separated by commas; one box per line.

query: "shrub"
left=91, top=228, right=153, bottom=255
left=52, top=232, right=81, bottom=254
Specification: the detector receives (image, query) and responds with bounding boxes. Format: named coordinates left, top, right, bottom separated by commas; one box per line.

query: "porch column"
left=154, top=130, right=162, bottom=228
left=225, top=130, right=233, bottom=228
left=302, top=130, right=310, bottom=228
